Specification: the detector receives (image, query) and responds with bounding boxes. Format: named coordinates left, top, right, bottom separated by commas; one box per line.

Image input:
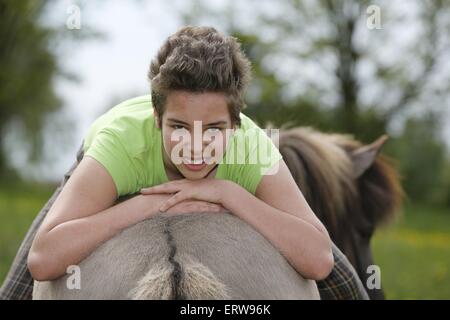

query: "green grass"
left=372, top=203, right=450, bottom=299
left=0, top=184, right=449, bottom=299
left=0, top=183, right=55, bottom=283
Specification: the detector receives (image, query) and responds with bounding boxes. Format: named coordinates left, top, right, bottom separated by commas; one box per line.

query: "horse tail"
left=128, top=255, right=230, bottom=300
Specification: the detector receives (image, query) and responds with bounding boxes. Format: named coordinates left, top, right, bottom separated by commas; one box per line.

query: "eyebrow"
left=167, top=118, right=228, bottom=126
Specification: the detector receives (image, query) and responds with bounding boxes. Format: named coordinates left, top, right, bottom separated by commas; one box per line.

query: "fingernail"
left=159, top=206, right=166, bottom=212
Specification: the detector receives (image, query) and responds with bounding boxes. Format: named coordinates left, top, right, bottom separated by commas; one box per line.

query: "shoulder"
left=83, top=95, right=157, bottom=156
left=234, top=112, right=279, bottom=156
left=221, top=112, right=282, bottom=195
left=82, top=95, right=158, bottom=196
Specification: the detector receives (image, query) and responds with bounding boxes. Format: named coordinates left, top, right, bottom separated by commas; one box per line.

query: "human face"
left=155, top=90, right=235, bottom=180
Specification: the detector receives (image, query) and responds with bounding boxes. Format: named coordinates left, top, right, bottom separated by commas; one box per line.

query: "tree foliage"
left=0, top=1, right=60, bottom=177
left=0, top=0, right=98, bottom=179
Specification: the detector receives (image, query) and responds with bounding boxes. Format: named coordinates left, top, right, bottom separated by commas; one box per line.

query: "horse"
left=32, top=127, right=402, bottom=300
left=277, top=127, right=403, bottom=299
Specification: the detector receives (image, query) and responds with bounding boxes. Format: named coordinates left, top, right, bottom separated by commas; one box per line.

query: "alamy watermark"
left=366, top=5, right=382, bottom=30
left=66, top=265, right=81, bottom=290
left=169, top=121, right=280, bottom=175
left=66, top=4, right=81, bottom=30
left=366, top=264, right=381, bottom=290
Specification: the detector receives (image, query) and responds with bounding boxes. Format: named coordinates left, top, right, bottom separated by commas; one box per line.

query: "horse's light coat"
left=33, top=213, right=319, bottom=300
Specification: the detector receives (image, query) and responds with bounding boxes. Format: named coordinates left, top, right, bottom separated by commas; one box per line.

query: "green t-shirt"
left=83, top=95, right=283, bottom=197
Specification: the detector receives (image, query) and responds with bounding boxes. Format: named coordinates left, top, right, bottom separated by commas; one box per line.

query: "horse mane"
left=326, top=132, right=404, bottom=229
left=277, top=127, right=403, bottom=243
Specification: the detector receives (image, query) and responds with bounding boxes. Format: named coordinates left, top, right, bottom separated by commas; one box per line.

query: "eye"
left=171, top=124, right=185, bottom=130
left=206, top=127, right=222, bottom=133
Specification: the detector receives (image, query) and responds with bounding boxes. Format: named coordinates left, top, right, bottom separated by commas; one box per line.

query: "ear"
left=351, top=134, right=389, bottom=178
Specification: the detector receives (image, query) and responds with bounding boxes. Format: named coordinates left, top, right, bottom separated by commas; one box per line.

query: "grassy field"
left=1, top=184, right=449, bottom=299
left=0, top=183, right=56, bottom=284
left=372, top=203, right=450, bottom=299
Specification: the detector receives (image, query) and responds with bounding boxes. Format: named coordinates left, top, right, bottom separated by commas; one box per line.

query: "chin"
left=180, top=172, right=207, bottom=180
left=183, top=174, right=206, bottom=180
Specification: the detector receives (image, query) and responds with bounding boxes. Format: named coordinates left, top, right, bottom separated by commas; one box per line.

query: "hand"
left=165, top=200, right=229, bottom=216
left=140, top=179, right=232, bottom=212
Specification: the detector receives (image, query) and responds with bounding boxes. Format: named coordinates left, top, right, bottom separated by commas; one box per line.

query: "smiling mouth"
left=183, top=162, right=207, bottom=171
left=182, top=158, right=211, bottom=165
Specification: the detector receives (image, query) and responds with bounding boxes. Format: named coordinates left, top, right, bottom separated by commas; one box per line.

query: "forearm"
left=222, top=182, right=333, bottom=280
left=28, top=194, right=167, bottom=280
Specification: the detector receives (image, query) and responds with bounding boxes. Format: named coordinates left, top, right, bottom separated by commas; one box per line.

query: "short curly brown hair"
left=148, top=26, right=252, bottom=127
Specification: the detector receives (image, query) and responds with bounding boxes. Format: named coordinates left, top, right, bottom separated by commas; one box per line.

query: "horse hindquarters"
left=33, top=213, right=319, bottom=300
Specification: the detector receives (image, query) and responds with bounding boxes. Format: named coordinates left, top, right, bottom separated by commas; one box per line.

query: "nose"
left=180, top=144, right=203, bottom=161
left=186, top=133, right=210, bottom=160
left=190, top=145, right=205, bottom=159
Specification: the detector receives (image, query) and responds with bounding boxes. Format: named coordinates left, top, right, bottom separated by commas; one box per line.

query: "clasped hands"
left=140, top=179, right=232, bottom=215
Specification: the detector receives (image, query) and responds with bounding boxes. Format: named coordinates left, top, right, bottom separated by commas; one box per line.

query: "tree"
left=386, top=114, right=448, bottom=204
left=0, top=0, right=98, bottom=179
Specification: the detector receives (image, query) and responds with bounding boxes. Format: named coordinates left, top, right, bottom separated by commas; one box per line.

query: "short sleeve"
left=225, top=126, right=283, bottom=195
left=83, top=129, right=138, bottom=197
left=244, top=127, right=283, bottom=194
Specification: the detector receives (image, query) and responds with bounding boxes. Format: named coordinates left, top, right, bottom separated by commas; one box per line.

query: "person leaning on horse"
left=0, top=26, right=370, bottom=300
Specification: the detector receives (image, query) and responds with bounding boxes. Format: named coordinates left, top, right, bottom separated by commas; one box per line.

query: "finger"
left=141, top=179, right=189, bottom=194
left=207, top=203, right=221, bottom=211
left=211, top=204, right=228, bottom=213
left=141, top=183, right=183, bottom=195
left=201, top=204, right=216, bottom=212
left=160, top=191, right=191, bottom=212
left=210, top=206, right=222, bottom=213
left=213, top=206, right=228, bottom=213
